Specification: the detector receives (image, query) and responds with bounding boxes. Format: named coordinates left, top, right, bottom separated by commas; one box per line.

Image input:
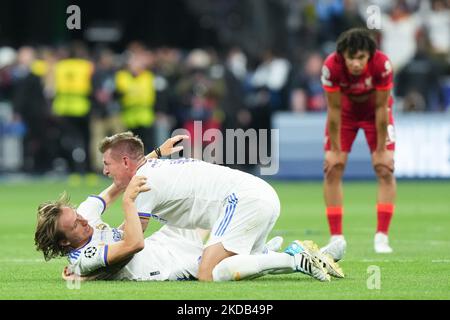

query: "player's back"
left=135, top=158, right=261, bottom=229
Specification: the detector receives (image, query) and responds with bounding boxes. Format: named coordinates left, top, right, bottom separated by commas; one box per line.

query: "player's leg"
left=364, top=116, right=396, bottom=253
left=201, top=187, right=280, bottom=281
left=212, top=251, right=295, bottom=281
left=372, top=149, right=396, bottom=253
left=323, top=122, right=356, bottom=244
left=212, top=241, right=331, bottom=282
left=197, top=242, right=236, bottom=281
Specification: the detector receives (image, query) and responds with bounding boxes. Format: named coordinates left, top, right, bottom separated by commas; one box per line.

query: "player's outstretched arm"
left=98, top=182, right=125, bottom=209
left=106, top=176, right=149, bottom=266
left=146, top=134, right=189, bottom=159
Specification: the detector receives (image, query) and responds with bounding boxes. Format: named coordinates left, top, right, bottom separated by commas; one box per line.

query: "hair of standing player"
left=336, top=28, right=377, bottom=58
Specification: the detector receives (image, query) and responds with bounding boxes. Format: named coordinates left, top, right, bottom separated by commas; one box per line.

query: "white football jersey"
left=67, top=196, right=124, bottom=277
left=134, top=158, right=259, bottom=229
left=112, top=225, right=202, bottom=281
left=68, top=195, right=202, bottom=281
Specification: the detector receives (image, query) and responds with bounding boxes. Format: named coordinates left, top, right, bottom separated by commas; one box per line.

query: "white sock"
left=212, top=251, right=295, bottom=281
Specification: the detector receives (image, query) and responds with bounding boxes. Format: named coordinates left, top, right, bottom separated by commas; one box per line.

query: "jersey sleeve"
left=373, top=53, right=394, bottom=91
left=135, top=188, right=157, bottom=219
left=77, top=196, right=106, bottom=225
left=70, top=243, right=109, bottom=276
left=321, top=54, right=341, bottom=92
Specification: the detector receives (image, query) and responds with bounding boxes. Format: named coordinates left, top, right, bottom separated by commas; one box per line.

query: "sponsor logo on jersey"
left=350, top=83, right=365, bottom=90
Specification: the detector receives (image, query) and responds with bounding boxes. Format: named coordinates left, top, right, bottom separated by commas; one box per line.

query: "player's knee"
left=374, top=164, right=394, bottom=182
left=325, top=163, right=345, bottom=182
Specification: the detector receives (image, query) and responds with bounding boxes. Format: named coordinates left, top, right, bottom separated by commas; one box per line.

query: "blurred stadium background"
left=0, top=0, right=449, bottom=300
left=0, top=0, right=449, bottom=178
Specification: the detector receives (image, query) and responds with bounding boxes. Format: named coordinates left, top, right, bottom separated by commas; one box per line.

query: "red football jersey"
left=321, top=50, right=393, bottom=96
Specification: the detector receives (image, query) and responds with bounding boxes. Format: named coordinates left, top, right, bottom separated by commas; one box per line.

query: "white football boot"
left=263, top=236, right=284, bottom=253
left=284, top=240, right=330, bottom=282
left=321, top=236, right=347, bottom=262
left=374, top=232, right=393, bottom=253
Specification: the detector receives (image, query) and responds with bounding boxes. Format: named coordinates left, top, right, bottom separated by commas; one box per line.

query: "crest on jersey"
left=84, top=246, right=98, bottom=258
left=365, top=77, right=373, bottom=88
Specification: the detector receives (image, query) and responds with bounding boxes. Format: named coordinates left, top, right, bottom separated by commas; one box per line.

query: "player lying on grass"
left=35, top=176, right=345, bottom=282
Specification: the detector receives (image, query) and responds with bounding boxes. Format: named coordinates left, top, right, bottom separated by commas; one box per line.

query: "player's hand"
left=61, top=266, right=89, bottom=282
left=123, top=176, right=150, bottom=202
left=372, top=149, right=394, bottom=172
left=61, top=266, right=73, bottom=280
left=159, top=135, right=189, bottom=156
left=324, top=151, right=346, bottom=176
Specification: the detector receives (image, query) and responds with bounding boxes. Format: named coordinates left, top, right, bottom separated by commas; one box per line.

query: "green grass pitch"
left=0, top=178, right=449, bottom=300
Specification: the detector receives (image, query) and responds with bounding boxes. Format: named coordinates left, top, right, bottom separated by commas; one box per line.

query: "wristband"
left=155, top=147, right=162, bottom=159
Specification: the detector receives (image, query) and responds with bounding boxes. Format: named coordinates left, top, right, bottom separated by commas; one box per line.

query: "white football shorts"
left=206, top=177, right=281, bottom=255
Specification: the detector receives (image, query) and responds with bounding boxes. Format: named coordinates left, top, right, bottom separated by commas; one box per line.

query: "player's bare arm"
left=99, top=183, right=125, bottom=208
left=105, top=176, right=149, bottom=266
left=324, top=90, right=346, bottom=176
left=373, top=89, right=394, bottom=171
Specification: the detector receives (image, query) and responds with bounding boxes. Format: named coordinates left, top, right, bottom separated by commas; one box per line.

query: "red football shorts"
left=324, top=97, right=395, bottom=153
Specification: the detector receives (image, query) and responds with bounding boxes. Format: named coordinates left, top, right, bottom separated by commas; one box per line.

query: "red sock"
left=326, top=206, right=343, bottom=235
left=377, top=203, right=395, bottom=234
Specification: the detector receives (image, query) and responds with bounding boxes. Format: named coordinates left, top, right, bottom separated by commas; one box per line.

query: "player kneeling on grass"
left=98, top=132, right=344, bottom=281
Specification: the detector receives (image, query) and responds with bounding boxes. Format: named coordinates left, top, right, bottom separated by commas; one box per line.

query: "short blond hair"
left=99, top=131, right=145, bottom=160
left=34, top=192, right=74, bottom=261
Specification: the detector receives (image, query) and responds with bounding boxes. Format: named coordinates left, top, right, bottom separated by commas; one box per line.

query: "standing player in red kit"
left=321, top=28, right=396, bottom=254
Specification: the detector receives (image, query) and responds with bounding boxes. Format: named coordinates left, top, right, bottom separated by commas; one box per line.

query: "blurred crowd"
left=0, top=0, right=449, bottom=174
